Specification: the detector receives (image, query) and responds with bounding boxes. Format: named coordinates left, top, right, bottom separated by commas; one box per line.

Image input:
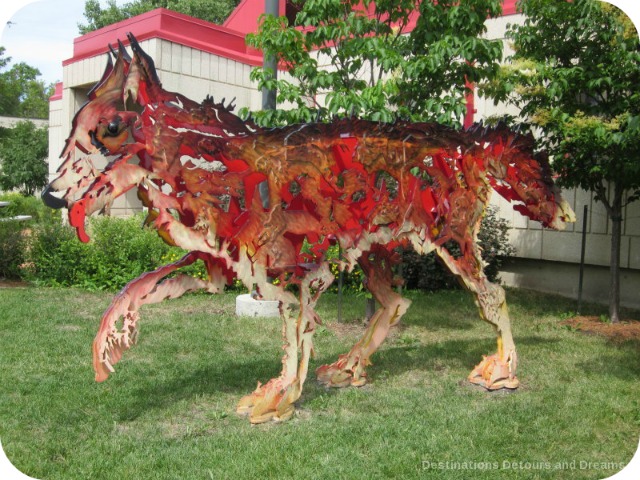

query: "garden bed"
left=562, top=316, right=640, bottom=342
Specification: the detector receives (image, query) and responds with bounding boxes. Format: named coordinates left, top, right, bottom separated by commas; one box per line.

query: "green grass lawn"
left=0, top=286, right=638, bottom=479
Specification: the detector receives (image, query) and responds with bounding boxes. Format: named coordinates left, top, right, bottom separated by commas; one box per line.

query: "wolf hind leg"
left=317, top=245, right=411, bottom=388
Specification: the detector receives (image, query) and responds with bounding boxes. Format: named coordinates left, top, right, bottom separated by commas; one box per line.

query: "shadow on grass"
left=370, top=335, right=563, bottom=376
left=403, top=311, right=478, bottom=331
left=115, top=358, right=283, bottom=421
left=320, top=290, right=480, bottom=332
left=516, top=335, right=562, bottom=347
left=114, top=334, right=566, bottom=421
left=106, top=290, right=639, bottom=422
left=575, top=344, right=640, bottom=382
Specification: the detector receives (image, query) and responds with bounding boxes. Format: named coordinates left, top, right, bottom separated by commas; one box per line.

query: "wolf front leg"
left=317, top=245, right=411, bottom=388
left=236, top=263, right=334, bottom=423
left=467, top=284, right=519, bottom=390
left=93, top=251, right=225, bottom=382
left=435, top=246, right=519, bottom=390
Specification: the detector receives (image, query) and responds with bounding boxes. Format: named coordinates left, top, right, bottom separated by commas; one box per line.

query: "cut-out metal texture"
left=44, top=35, right=576, bottom=423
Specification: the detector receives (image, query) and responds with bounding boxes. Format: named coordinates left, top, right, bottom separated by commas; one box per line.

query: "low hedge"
left=25, top=214, right=174, bottom=291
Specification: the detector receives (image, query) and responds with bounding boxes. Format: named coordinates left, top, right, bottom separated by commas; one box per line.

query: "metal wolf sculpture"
left=43, top=36, right=575, bottom=423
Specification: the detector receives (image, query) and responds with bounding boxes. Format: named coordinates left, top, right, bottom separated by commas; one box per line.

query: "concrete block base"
left=235, top=294, right=280, bottom=318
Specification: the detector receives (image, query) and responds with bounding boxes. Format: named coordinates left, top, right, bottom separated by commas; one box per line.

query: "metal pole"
left=365, top=297, right=376, bottom=323
left=258, top=0, right=279, bottom=210
left=577, top=205, right=588, bottom=314
left=337, top=245, right=344, bottom=323
left=262, top=0, right=278, bottom=112
left=255, top=0, right=279, bottom=289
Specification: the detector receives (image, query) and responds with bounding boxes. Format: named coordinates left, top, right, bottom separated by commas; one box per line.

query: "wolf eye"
left=107, top=121, right=120, bottom=135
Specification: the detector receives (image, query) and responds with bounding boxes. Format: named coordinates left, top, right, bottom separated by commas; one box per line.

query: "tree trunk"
left=609, top=216, right=621, bottom=323
left=609, top=189, right=623, bottom=324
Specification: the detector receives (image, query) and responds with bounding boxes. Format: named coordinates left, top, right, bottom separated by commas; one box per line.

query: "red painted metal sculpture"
left=43, top=36, right=575, bottom=423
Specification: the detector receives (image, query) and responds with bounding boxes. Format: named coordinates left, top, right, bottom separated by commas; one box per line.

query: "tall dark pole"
left=337, top=244, right=344, bottom=323
left=577, top=205, right=588, bottom=314
left=258, top=0, right=279, bottom=210
left=262, top=0, right=278, bottom=112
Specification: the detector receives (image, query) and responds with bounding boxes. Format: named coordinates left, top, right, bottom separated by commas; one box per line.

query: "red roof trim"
left=49, top=82, right=63, bottom=102
left=63, top=8, right=263, bottom=67
left=503, top=0, right=518, bottom=16
left=225, top=0, right=519, bottom=34
left=224, top=0, right=276, bottom=35
left=62, top=1, right=520, bottom=71
left=223, top=0, right=254, bottom=30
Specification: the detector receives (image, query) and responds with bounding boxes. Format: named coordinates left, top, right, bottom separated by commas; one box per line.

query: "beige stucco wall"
left=154, top=39, right=260, bottom=110
left=47, top=101, right=63, bottom=159
left=499, top=259, right=640, bottom=310
left=490, top=187, right=640, bottom=271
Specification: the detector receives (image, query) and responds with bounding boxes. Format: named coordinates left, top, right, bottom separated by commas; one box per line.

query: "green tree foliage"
left=0, top=47, right=53, bottom=119
left=243, top=0, right=503, bottom=126
left=0, top=121, right=49, bottom=196
left=481, top=0, right=640, bottom=323
left=78, top=0, right=240, bottom=33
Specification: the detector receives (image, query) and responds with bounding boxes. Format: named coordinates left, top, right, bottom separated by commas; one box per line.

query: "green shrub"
left=0, top=193, right=60, bottom=280
left=159, top=247, right=210, bottom=283
left=476, top=206, right=515, bottom=281
left=27, top=214, right=172, bottom=291
left=21, top=205, right=513, bottom=293
left=87, top=215, right=171, bottom=290
left=322, top=207, right=513, bottom=294
left=0, top=192, right=60, bottom=224
left=401, top=244, right=460, bottom=292
left=26, top=220, right=88, bottom=287
left=25, top=214, right=230, bottom=291
left=0, top=221, right=26, bottom=279
left=325, top=244, right=366, bottom=295
left=401, top=206, right=514, bottom=291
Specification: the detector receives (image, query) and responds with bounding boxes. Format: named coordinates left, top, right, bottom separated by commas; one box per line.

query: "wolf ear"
left=87, top=41, right=131, bottom=101
left=123, top=32, right=162, bottom=104
left=127, top=33, right=160, bottom=82
left=87, top=53, right=113, bottom=100
left=117, top=39, right=132, bottom=63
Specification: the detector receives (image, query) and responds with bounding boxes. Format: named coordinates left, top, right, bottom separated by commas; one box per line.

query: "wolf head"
left=470, top=122, right=576, bottom=230
left=42, top=34, right=253, bottom=243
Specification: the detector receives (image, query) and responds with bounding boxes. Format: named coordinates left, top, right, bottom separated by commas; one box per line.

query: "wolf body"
left=43, top=36, right=575, bottom=423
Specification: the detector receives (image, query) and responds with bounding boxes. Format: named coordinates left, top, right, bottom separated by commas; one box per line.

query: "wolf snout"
left=41, top=184, right=67, bottom=210
left=550, top=198, right=576, bottom=230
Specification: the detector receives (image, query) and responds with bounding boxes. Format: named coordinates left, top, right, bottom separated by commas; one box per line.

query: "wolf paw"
left=468, top=352, right=519, bottom=390
left=316, top=354, right=369, bottom=388
left=236, top=378, right=301, bottom=424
